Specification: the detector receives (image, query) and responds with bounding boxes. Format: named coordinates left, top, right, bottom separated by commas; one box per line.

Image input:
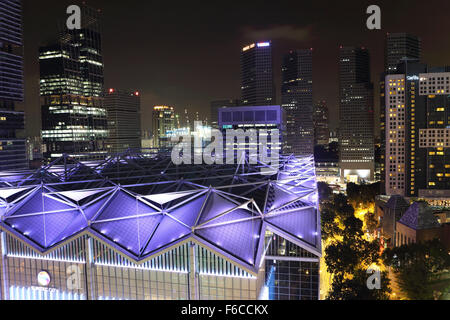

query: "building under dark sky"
left=20, top=0, right=450, bottom=138
left=0, top=0, right=27, bottom=170
left=40, top=4, right=107, bottom=160
left=339, top=46, right=374, bottom=182
left=105, top=88, right=141, bottom=153
left=385, top=33, right=421, bottom=74
left=281, top=49, right=313, bottom=155
left=241, top=41, right=275, bottom=106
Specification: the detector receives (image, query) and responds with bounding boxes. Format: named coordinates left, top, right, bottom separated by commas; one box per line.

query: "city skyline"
left=21, top=0, right=450, bottom=138
left=0, top=0, right=449, bottom=303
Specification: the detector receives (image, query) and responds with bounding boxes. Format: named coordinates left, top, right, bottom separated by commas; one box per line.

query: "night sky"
left=22, top=0, right=450, bottom=137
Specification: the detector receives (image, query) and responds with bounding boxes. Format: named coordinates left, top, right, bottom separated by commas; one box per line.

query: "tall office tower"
left=241, top=42, right=275, bottom=106
left=339, top=46, right=375, bottom=183
left=386, top=63, right=450, bottom=197
left=210, top=99, right=240, bottom=129
left=381, top=34, right=421, bottom=192
left=39, top=5, right=107, bottom=161
left=104, top=89, right=141, bottom=154
left=152, top=106, right=175, bottom=149
left=281, top=50, right=313, bottom=155
left=418, top=68, right=450, bottom=196
left=0, top=0, right=27, bottom=171
left=384, top=61, right=427, bottom=196
left=313, top=100, right=330, bottom=147
left=385, top=33, right=421, bottom=74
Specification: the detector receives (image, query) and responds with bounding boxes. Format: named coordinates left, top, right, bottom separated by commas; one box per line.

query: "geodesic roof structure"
left=0, top=152, right=321, bottom=273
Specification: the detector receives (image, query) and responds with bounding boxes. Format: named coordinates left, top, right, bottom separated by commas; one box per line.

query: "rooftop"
left=0, top=151, right=321, bottom=274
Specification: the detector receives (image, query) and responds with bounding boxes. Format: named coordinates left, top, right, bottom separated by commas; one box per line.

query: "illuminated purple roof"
left=0, top=153, right=321, bottom=272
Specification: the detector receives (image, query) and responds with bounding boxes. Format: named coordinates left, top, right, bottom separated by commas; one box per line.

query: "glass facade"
left=282, top=50, right=314, bottom=156
left=263, top=232, right=320, bottom=300
left=39, top=5, right=107, bottom=161
left=1, top=233, right=320, bottom=301
left=339, top=47, right=375, bottom=182
left=0, top=0, right=27, bottom=171
left=241, top=42, right=275, bottom=106
left=265, top=260, right=319, bottom=300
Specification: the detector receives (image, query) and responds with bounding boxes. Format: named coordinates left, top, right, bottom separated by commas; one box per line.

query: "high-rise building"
left=384, top=61, right=425, bottom=196
left=0, top=0, right=27, bottom=171
left=104, top=89, right=141, bottom=154
left=39, top=4, right=107, bottom=161
left=338, top=46, right=375, bottom=183
left=241, top=42, right=275, bottom=106
left=381, top=33, right=421, bottom=193
left=385, top=63, right=450, bottom=197
left=419, top=68, right=450, bottom=194
left=152, top=106, right=175, bottom=149
left=313, top=100, right=329, bottom=147
left=385, top=33, right=421, bottom=74
left=281, top=50, right=314, bottom=155
left=210, top=99, right=240, bottom=129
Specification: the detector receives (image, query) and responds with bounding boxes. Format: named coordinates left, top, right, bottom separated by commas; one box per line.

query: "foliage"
left=364, top=211, right=379, bottom=234
left=325, top=217, right=379, bottom=276
left=346, top=182, right=381, bottom=206
left=320, top=193, right=391, bottom=299
left=383, top=239, right=450, bottom=300
left=320, top=193, right=354, bottom=241
left=327, top=269, right=391, bottom=300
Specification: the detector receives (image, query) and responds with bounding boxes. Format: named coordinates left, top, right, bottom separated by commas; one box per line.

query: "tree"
left=320, top=193, right=354, bottom=241
left=383, top=239, right=450, bottom=300
left=346, top=182, right=381, bottom=206
left=325, top=217, right=380, bottom=276
left=364, top=211, right=379, bottom=234
left=327, top=269, right=391, bottom=300
left=322, top=194, right=391, bottom=300
left=384, top=239, right=450, bottom=299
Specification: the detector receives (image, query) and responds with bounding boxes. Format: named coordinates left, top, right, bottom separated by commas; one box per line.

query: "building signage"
left=407, top=75, right=419, bottom=81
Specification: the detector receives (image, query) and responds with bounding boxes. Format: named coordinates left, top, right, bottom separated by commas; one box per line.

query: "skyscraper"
left=418, top=68, right=450, bottom=195
left=104, top=89, right=141, bottom=154
left=385, top=33, right=421, bottom=74
left=281, top=49, right=314, bottom=155
left=241, top=42, right=275, bottom=106
left=385, top=62, right=450, bottom=197
left=152, top=106, right=175, bottom=149
left=39, top=4, right=107, bottom=161
left=339, top=46, right=375, bottom=183
left=0, top=0, right=27, bottom=171
left=210, top=99, right=240, bottom=129
left=385, top=61, right=428, bottom=197
left=381, top=33, right=421, bottom=192
left=313, top=100, right=330, bottom=147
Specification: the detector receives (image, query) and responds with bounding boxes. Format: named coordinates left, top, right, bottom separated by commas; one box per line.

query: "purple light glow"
left=0, top=155, right=320, bottom=270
